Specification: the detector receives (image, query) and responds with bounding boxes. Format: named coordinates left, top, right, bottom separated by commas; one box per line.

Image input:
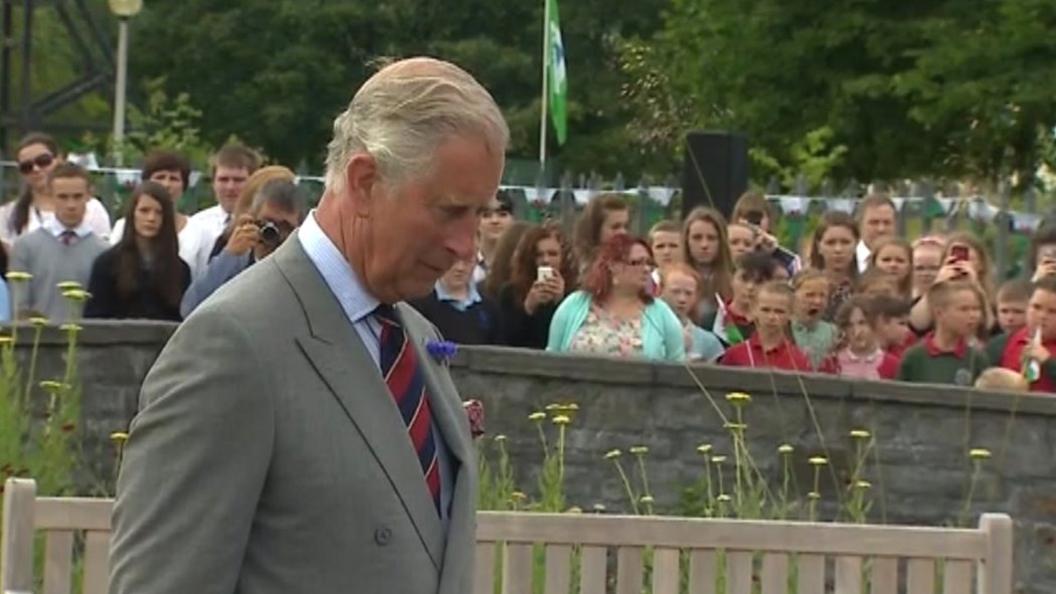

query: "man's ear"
left=344, top=154, right=379, bottom=219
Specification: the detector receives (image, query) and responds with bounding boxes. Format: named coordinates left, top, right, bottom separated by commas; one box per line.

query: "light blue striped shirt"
left=297, top=211, right=454, bottom=529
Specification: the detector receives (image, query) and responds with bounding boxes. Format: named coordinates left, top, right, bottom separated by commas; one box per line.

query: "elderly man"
left=109, top=58, right=508, bottom=593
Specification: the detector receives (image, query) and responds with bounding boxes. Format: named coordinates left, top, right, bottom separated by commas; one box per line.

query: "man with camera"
left=180, top=178, right=305, bottom=317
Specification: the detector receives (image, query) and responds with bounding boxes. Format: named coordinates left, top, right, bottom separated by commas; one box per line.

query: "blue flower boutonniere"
left=425, top=339, right=458, bottom=366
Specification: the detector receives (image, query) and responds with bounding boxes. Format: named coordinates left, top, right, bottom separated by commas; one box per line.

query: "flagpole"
left=538, top=0, right=550, bottom=173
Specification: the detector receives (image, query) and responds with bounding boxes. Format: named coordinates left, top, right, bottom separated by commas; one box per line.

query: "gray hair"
left=252, top=179, right=307, bottom=221
left=324, top=57, right=509, bottom=192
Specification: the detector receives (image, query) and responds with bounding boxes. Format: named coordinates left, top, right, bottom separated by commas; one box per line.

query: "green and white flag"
left=546, top=0, right=568, bottom=145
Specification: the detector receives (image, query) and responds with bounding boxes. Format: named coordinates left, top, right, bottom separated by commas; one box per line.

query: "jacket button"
left=375, top=527, right=392, bottom=546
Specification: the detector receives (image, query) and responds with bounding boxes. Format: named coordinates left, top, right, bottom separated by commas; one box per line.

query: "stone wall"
left=14, top=323, right=1056, bottom=592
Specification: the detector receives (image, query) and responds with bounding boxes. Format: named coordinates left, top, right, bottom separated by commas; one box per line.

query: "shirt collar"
left=856, top=240, right=871, bottom=270
left=297, top=210, right=379, bottom=325
left=840, top=347, right=884, bottom=364
left=435, top=280, right=482, bottom=311
left=923, top=332, right=968, bottom=358
left=44, top=216, right=91, bottom=239
left=747, top=333, right=790, bottom=355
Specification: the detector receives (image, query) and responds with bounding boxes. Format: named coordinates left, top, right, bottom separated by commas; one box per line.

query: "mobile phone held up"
left=950, top=245, right=969, bottom=263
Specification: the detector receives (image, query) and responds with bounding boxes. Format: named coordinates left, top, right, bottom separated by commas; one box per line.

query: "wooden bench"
left=3, top=477, right=1013, bottom=594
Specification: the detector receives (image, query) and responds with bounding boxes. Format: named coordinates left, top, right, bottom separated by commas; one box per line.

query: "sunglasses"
left=18, top=153, right=55, bottom=175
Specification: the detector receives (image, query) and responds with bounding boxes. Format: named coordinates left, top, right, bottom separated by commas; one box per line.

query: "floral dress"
left=568, top=305, right=644, bottom=357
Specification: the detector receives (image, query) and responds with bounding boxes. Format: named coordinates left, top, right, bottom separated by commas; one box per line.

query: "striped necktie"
left=374, top=304, right=441, bottom=514
left=59, top=230, right=77, bottom=246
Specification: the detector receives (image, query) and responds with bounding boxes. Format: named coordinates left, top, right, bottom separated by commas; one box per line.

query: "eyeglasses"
left=18, top=153, right=54, bottom=175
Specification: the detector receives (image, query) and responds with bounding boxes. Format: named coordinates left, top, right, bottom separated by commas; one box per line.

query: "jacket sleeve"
left=84, top=252, right=118, bottom=318
left=180, top=251, right=251, bottom=318
left=109, top=308, right=274, bottom=594
left=546, top=294, right=577, bottom=352
left=497, top=284, right=529, bottom=347
left=655, top=301, right=686, bottom=362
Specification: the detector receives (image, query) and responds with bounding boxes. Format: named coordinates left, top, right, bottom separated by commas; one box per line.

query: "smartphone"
left=950, top=245, right=969, bottom=263
left=537, top=266, right=554, bottom=282
left=744, top=211, right=765, bottom=226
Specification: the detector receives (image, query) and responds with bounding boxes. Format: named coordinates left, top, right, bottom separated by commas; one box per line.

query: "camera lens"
left=259, top=221, right=280, bottom=245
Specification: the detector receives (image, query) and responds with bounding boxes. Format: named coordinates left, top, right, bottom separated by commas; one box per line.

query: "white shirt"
left=179, top=204, right=230, bottom=281
left=43, top=217, right=93, bottom=242
left=0, top=197, right=111, bottom=247
left=856, top=240, right=871, bottom=273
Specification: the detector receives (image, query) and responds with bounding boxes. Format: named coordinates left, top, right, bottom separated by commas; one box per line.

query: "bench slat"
left=796, top=554, right=825, bottom=594
left=35, top=498, right=112, bottom=531
left=43, top=530, right=74, bottom=594
left=726, top=551, right=753, bottom=594
left=616, top=546, right=644, bottom=594
left=476, top=513, right=987, bottom=558
left=687, top=549, right=716, bottom=594
left=908, top=558, right=935, bottom=594
left=504, top=543, right=533, bottom=594
left=579, top=545, right=607, bottom=594
left=544, top=544, right=571, bottom=594
left=760, top=553, right=788, bottom=594
left=870, top=557, right=898, bottom=594
left=651, top=547, right=681, bottom=594
left=473, top=542, right=496, bottom=594
left=82, top=531, right=110, bottom=594
left=836, top=555, right=863, bottom=594
left=944, top=559, right=972, bottom=594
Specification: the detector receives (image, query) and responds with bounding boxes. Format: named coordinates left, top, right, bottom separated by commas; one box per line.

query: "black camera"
left=255, top=220, right=282, bottom=246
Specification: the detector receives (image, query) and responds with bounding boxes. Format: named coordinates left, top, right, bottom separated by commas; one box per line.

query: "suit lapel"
left=273, top=237, right=444, bottom=569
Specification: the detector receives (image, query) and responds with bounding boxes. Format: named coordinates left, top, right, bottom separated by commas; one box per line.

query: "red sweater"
left=721, top=334, right=812, bottom=372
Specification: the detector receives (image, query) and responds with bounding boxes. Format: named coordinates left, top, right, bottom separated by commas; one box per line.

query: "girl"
left=727, top=222, right=757, bottom=262
left=1, top=132, right=111, bottom=249
left=682, top=207, right=734, bottom=322
left=822, top=297, right=900, bottom=380
left=911, top=236, right=945, bottom=298
left=791, top=269, right=837, bottom=370
left=909, top=232, right=995, bottom=337
left=869, top=236, right=913, bottom=299
left=572, top=193, right=630, bottom=276
left=809, top=211, right=859, bottom=319
left=498, top=223, right=577, bottom=349
left=85, top=182, right=190, bottom=320
left=548, top=235, right=684, bottom=362
left=658, top=263, right=725, bottom=362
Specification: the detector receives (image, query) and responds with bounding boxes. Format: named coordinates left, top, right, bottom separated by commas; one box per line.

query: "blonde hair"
left=974, top=367, right=1029, bottom=392
left=324, top=57, right=509, bottom=193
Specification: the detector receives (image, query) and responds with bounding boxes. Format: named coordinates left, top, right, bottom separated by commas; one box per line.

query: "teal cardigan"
left=546, top=290, right=686, bottom=362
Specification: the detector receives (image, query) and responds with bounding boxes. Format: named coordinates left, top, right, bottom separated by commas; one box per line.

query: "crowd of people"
left=3, top=130, right=1055, bottom=394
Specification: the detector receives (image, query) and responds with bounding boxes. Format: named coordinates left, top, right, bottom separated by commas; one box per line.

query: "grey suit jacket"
left=109, top=236, right=477, bottom=594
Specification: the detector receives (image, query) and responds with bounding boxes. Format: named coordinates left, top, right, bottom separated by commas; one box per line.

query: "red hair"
left=582, top=234, right=654, bottom=303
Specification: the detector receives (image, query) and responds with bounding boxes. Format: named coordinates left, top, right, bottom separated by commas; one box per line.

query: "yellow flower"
left=109, top=431, right=130, bottom=444
left=59, top=324, right=83, bottom=333
left=696, top=443, right=712, bottom=455
left=716, top=494, right=732, bottom=503
left=809, top=456, right=829, bottom=466
left=807, top=491, right=822, bottom=500
left=604, top=449, right=622, bottom=460
left=629, top=445, right=649, bottom=455
left=855, top=480, right=872, bottom=490
left=61, top=289, right=91, bottom=302
left=28, top=317, right=49, bottom=328
left=0, top=336, right=13, bottom=345
left=969, top=448, right=992, bottom=460
left=528, top=411, right=546, bottom=422
left=725, top=392, right=752, bottom=404
left=566, top=506, right=583, bottom=513
left=545, top=403, right=562, bottom=411
left=850, top=429, right=872, bottom=439
left=551, top=415, right=571, bottom=426
left=510, top=491, right=527, bottom=501
left=56, top=281, right=82, bottom=291
left=39, top=380, right=67, bottom=393
left=778, top=444, right=794, bottom=454
left=561, top=403, right=580, bottom=412
left=592, top=503, right=607, bottom=512
left=639, top=495, right=655, bottom=504
left=5, top=271, right=31, bottom=282
left=711, top=455, right=727, bottom=464
left=494, top=434, right=507, bottom=443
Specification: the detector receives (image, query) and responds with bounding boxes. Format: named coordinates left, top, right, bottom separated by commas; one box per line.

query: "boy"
left=410, top=250, right=504, bottom=345
left=986, top=279, right=1031, bottom=362
left=11, top=162, right=108, bottom=321
left=992, top=276, right=1056, bottom=393
left=897, top=280, right=989, bottom=386
left=705, top=250, right=779, bottom=345
left=868, top=294, right=914, bottom=360
left=721, top=280, right=811, bottom=371
left=649, top=220, right=683, bottom=268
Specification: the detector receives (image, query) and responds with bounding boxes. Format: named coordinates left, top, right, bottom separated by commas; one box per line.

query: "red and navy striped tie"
left=375, top=305, right=441, bottom=515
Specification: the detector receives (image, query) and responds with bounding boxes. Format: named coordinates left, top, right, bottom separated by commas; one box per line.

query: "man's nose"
left=444, top=217, right=478, bottom=261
